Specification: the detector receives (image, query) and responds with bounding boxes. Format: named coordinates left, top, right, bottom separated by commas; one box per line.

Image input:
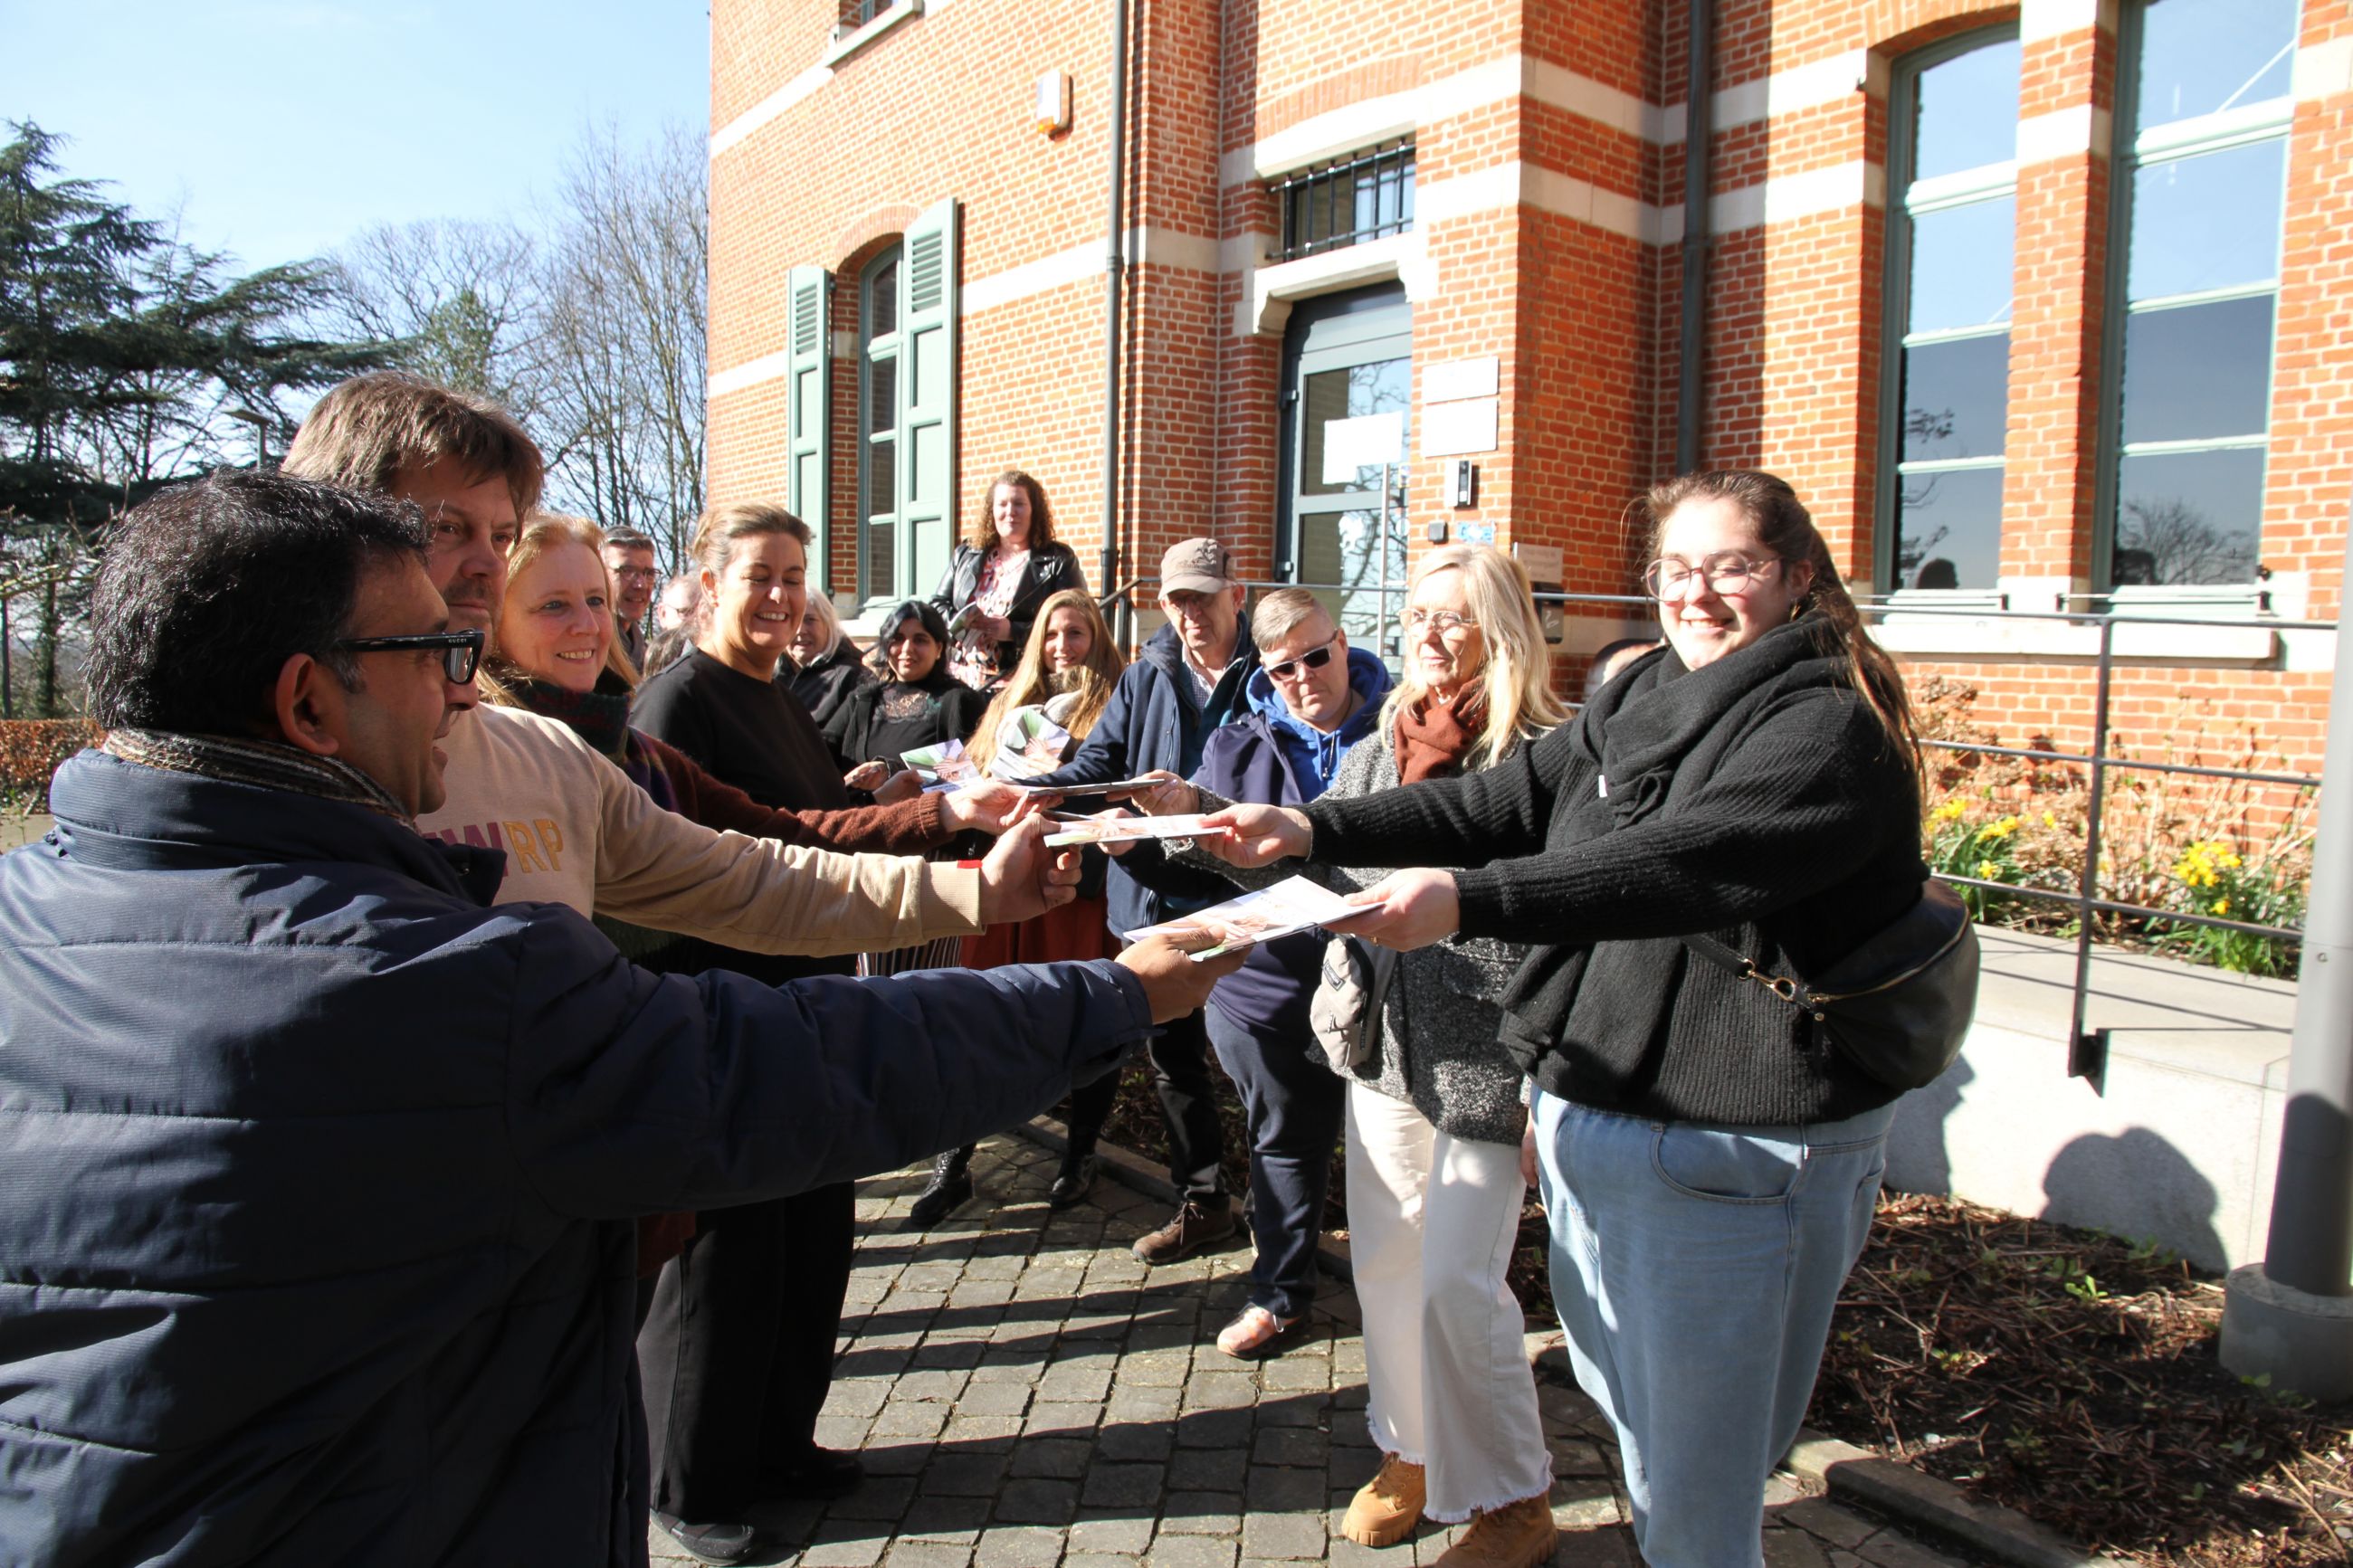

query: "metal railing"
left=1105, top=575, right=2334, bottom=1086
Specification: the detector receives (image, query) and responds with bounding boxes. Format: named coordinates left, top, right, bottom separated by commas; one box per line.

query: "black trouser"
left=1062, top=1068, right=1118, bottom=1158
left=637, top=1181, right=856, bottom=1520
left=1150, top=1006, right=1228, bottom=1204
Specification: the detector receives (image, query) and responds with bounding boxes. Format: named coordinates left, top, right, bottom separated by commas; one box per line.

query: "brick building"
left=706, top=0, right=2348, bottom=776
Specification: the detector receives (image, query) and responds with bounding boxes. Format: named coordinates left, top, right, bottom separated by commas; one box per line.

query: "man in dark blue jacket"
left=0, top=472, right=1233, bottom=1568
left=1029, top=537, right=1260, bottom=1263
left=1138, top=589, right=1388, bottom=1358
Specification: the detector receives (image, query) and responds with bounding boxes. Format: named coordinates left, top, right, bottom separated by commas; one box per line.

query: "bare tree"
left=321, top=219, right=550, bottom=432
left=2117, top=495, right=2258, bottom=586
left=535, top=122, right=708, bottom=571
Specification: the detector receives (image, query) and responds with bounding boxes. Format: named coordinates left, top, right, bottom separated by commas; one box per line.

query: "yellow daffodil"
left=1976, top=860, right=2002, bottom=879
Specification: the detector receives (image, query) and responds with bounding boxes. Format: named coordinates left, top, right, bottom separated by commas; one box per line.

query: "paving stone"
left=888, top=1542, right=976, bottom=1568
left=1548, top=1525, right=1639, bottom=1567
left=1253, top=1397, right=1327, bottom=1429
left=976, top=1525, right=1070, bottom=1568
left=1069, top=1512, right=1157, bottom=1554
left=1082, top=1462, right=1167, bottom=1507
left=1038, top=1366, right=1116, bottom=1402
left=900, top=1496, right=995, bottom=1544
left=824, top=1380, right=895, bottom=1419
left=1167, top=1448, right=1249, bottom=1492
left=1259, top=1356, right=1332, bottom=1392
left=862, top=1441, right=937, bottom=1477
left=995, top=1478, right=1081, bottom=1525
left=1773, top=1498, right=1876, bottom=1552
left=895, top=1369, right=974, bottom=1402
left=1172, top=1407, right=1253, bottom=1449
left=1117, top=1352, right=1193, bottom=1387
left=1066, top=1554, right=1145, bottom=1568
left=1242, top=1512, right=1328, bottom=1560
left=1762, top=1472, right=1810, bottom=1507
left=1184, top=1373, right=1257, bottom=1411
left=1856, top=1531, right=1969, bottom=1568
left=1245, top=1465, right=1326, bottom=1513
left=1157, top=1493, right=1243, bottom=1535
left=801, top=1521, right=896, bottom=1568
left=927, top=1451, right=1014, bottom=1496
left=872, top=1402, right=952, bottom=1440
left=943, top=1415, right=1026, bottom=1449
left=1251, top=1427, right=1328, bottom=1468
left=1549, top=1440, right=1609, bottom=1478
left=1010, top=1437, right=1097, bottom=1478
left=1144, top=1538, right=1241, bottom=1568
left=915, top=1339, right=989, bottom=1370
left=1548, top=1476, right=1624, bottom=1530
left=1105, top=1386, right=1182, bottom=1425
left=1094, top=1417, right=1175, bottom=1462
left=1762, top=1526, right=1832, bottom=1568
left=831, top=1475, right=920, bottom=1521
left=1327, top=1538, right=1412, bottom=1568
left=1024, top=1403, right=1101, bottom=1439
left=816, top=1415, right=876, bottom=1449
left=957, top=1381, right=1035, bottom=1417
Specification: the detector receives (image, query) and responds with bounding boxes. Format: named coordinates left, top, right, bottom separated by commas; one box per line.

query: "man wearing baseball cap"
left=1029, top=537, right=1260, bottom=1261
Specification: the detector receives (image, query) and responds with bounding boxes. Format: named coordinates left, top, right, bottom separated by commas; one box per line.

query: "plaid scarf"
left=101, top=727, right=412, bottom=822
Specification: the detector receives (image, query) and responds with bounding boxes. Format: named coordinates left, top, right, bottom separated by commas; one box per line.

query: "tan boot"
left=1430, top=1494, right=1558, bottom=1568
left=1340, top=1453, right=1426, bottom=1546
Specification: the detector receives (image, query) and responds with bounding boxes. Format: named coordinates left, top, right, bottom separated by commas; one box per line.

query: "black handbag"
left=1680, top=879, right=1980, bottom=1090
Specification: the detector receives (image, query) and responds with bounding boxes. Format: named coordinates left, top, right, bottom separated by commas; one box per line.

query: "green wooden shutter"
left=786, top=264, right=832, bottom=589
left=898, top=197, right=959, bottom=602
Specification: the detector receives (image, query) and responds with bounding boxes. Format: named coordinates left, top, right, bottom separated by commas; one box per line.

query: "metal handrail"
left=1122, top=575, right=2331, bottom=1087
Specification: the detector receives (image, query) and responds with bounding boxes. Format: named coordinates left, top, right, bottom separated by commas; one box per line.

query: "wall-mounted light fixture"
left=1035, top=71, right=1072, bottom=136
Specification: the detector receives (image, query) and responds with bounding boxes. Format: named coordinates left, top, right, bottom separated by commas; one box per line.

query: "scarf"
left=1393, top=685, right=1486, bottom=784
left=501, top=671, right=680, bottom=816
left=102, top=727, right=411, bottom=822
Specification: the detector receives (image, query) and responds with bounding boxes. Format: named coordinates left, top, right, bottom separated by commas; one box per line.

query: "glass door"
left=1276, top=286, right=1412, bottom=657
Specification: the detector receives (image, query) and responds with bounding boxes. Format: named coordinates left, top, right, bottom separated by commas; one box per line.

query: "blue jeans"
left=1534, top=1091, right=1893, bottom=1568
left=1205, top=1006, right=1345, bottom=1318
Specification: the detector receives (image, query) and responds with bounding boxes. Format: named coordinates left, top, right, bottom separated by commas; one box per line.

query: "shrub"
left=0, top=719, right=101, bottom=812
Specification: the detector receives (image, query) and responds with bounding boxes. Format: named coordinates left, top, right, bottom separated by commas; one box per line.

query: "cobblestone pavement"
left=649, top=1136, right=1985, bottom=1568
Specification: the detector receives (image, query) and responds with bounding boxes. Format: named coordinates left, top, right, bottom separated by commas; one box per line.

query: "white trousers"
left=1347, top=1081, right=1554, bottom=1522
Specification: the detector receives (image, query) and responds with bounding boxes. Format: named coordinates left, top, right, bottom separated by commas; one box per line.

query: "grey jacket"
left=1194, top=727, right=1533, bottom=1146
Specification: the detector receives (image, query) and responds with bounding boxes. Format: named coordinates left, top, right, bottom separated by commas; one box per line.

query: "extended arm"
left=640, top=731, right=950, bottom=855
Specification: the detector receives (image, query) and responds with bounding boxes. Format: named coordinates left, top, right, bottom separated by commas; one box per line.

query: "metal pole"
left=2068, top=617, right=2117, bottom=1086
left=1098, top=0, right=1132, bottom=645
left=1672, top=0, right=1713, bottom=475
left=2221, top=509, right=2353, bottom=1397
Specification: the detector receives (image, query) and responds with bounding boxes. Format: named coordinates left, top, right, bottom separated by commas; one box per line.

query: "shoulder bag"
left=1680, top=879, right=1980, bottom=1091
left=1309, top=933, right=1401, bottom=1075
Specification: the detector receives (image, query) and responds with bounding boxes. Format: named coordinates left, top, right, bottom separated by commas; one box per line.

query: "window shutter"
left=897, top=197, right=959, bottom=602
left=786, top=264, right=832, bottom=588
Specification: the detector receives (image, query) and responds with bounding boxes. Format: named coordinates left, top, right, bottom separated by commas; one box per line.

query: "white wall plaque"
left=1421, top=398, right=1498, bottom=458
left=1422, top=356, right=1500, bottom=404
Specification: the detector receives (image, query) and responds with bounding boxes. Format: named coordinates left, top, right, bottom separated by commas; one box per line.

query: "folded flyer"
left=1043, top=813, right=1233, bottom=848
left=1124, top=875, right=1381, bottom=960
left=1000, top=709, right=1073, bottom=779
left=900, top=738, right=980, bottom=789
left=1016, top=775, right=1166, bottom=802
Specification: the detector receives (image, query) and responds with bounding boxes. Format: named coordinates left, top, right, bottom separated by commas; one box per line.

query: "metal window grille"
left=1275, top=142, right=1415, bottom=262
left=838, top=0, right=891, bottom=30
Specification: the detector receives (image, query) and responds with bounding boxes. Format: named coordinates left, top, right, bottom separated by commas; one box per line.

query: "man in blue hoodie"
left=1169, top=588, right=1390, bottom=1357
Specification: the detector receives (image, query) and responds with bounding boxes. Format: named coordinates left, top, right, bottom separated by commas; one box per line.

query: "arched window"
left=1880, top=28, right=2022, bottom=594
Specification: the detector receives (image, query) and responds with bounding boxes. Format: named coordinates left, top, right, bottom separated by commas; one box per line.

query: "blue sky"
left=1, top=0, right=710, bottom=271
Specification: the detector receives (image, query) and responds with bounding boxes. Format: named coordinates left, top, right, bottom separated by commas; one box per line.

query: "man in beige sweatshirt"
left=281, top=371, right=1049, bottom=951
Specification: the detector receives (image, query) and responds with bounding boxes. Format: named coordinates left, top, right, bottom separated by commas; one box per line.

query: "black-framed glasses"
left=334, top=629, right=486, bottom=683
left=1641, top=553, right=1785, bottom=601
left=1263, top=634, right=1339, bottom=682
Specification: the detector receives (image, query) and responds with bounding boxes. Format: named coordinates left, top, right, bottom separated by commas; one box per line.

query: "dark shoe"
left=760, top=1444, right=866, bottom=1500
left=1048, top=1153, right=1099, bottom=1210
left=1132, top=1199, right=1237, bottom=1265
left=652, top=1511, right=767, bottom=1565
left=908, top=1147, right=975, bottom=1228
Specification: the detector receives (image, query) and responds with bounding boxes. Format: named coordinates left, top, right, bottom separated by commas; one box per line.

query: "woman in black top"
left=785, top=592, right=873, bottom=732
left=930, top=469, right=1088, bottom=689
left=824, top=599, right=986, bottom=783
left=1199, top=471, right=1929, bottom=1568
left=630, top=501, right=875, bottom=1563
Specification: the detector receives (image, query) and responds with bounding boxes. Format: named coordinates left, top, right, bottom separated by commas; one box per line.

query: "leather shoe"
left=908, top=1147, right=974, bottom=1228
left=761, top=1444, right=865, bottom=1500
left=1132, top=1199, right=1237, bottom=1265
left=652, top=1511, right=767, bottom=1565
left=1047, top=1153, right=1099, bottom=1210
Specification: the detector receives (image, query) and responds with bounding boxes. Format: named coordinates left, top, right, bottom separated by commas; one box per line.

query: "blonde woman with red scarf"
left=1135, top=546, right=1566, bottom=1568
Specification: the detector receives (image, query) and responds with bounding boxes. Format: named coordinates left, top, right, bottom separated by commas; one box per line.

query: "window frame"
left=856, top=243, right=904, bottom=607
left=1273, top=141, right=1417, bottom=264
left=1873, top=24, right=2023, bottom=598
left=2091, top=0, right=2294, bottom=594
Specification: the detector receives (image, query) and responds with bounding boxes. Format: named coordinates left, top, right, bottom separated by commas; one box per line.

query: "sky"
left=0, top=0, right=710, bottom=272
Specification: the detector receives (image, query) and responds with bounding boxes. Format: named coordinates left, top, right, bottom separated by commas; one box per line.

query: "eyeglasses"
left=611, top=566, right=659, bottom=583
left=1263, top=633, right=1339, bottom=682
left=1404, top=608, right=1479, bottom=635
left=1641, top=553, right=1785, bottom=601
left=334, top=629, right=486, bottom=683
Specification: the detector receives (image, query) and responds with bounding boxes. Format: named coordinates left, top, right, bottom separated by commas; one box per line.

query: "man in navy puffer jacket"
left=1129, top=590, right=1388, bottom=1358
left=0, top=473, right=1233, bottom=1567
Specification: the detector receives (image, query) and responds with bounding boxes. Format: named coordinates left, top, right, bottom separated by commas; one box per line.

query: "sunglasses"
left=1263, top=634, right=1339, bottom=682
left=334, top=629, right=486, bottom=684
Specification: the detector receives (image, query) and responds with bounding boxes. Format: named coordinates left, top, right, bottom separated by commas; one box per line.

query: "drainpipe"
left=1673, top=0, right=1713, bottom=475
left=1099, top=0, right=1133, bottom=643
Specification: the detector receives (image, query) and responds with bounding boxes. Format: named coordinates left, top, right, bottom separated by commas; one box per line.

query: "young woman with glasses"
left=1196, top=472, right=1928, bottom=1568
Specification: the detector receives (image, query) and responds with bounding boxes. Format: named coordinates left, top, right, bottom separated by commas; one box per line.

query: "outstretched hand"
left=1115, top=930, right=1249, bottom=1023
left=941, top=777, right=1042, bottom=834
left=1192, top=803, right=1311, bottom=868
left=976, top=816, right=1082, bottom=925
left=1119, top=770, right=1198, bottom=818
left=1339, top=869, right=1460, bottom=952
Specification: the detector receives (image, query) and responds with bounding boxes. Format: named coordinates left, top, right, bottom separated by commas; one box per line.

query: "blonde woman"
left=786, top=592, right=873, bottom=730
left=1136, top=546, right=1565, bottom=1566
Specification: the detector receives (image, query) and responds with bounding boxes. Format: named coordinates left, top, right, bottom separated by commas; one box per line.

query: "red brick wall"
left=710, top=0, right=2345, bottom=774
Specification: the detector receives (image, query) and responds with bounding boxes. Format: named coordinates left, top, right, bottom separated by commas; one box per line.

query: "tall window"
left=1882, top=31, right=2021, bottom=593
left=2104, top=0, right=2296, bottom=587
left=1275, top=143, right=1415, bottom=262
left=858, top=246, right=901, bottom=603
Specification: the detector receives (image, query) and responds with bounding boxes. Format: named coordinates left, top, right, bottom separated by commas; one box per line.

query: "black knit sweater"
left=1301, top=614, right=1927, bottom=1126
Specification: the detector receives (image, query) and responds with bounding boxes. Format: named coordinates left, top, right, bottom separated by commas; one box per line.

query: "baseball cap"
left=1160, top=537, right=1236, bottom=594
